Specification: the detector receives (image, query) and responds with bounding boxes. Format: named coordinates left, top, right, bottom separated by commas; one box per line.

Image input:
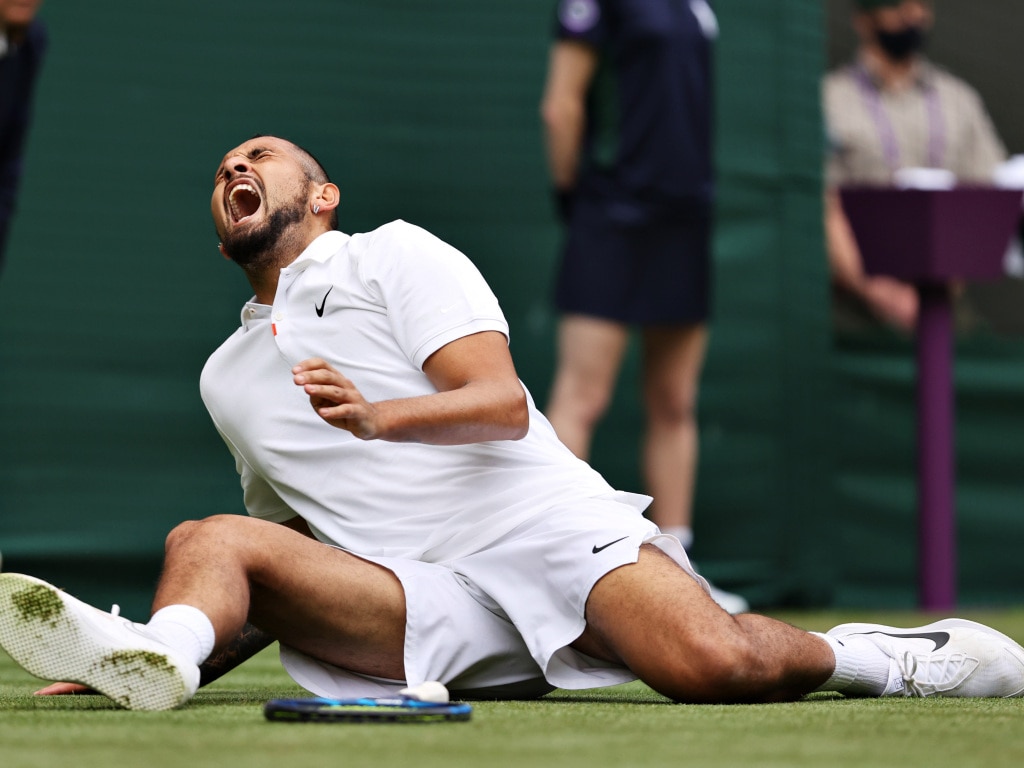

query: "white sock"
left=812, top=631, right=895, bottom=696
left=144, top=605, right=216, bottom=667
left=662, top=525, right=694, bottom=552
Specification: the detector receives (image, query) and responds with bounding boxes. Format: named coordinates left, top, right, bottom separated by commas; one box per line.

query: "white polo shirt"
left=200, top=221, right=645, bottom=562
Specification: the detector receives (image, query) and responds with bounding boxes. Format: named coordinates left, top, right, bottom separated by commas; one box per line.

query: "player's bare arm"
left=293, top=330, right=527, bottom=444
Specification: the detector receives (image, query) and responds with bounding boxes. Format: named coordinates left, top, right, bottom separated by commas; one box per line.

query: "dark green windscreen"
left=2, top=1, right=1021, bottom=617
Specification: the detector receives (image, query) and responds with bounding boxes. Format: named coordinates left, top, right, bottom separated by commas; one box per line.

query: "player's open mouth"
left=227, top=182, right=262, bottom=224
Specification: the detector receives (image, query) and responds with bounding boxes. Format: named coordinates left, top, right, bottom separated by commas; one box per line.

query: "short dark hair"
left=248, top=134, right=339, bottom=229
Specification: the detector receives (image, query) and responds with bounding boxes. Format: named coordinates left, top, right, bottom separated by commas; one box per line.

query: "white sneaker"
left=0, top=573, right=200, bottom=710
left=828, top=618, right=1024, bottom=698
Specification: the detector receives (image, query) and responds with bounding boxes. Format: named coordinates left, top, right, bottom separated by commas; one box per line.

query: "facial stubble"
left=220, top=186, right=310, bottom=271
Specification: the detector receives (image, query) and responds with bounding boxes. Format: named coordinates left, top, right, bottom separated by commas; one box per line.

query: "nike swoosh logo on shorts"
left=859, top=630, right=952, bottom=651
left=592, top=536, right=628, bottom=554
left=315, top=287, right=333, bottom=317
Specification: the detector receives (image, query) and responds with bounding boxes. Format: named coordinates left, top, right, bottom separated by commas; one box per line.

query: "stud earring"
left=313, top=205, right=321, bottom=214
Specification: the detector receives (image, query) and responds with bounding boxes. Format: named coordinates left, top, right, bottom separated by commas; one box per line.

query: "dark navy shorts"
left=555, top=197, right=712, bottom=325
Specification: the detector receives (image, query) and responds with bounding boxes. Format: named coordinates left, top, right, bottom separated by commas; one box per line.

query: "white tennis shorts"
left=279, top=497, right=707, bottom=699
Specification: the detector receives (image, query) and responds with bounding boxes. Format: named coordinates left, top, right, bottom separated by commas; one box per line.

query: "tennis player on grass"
left=2, top=135, right=1023, bottom=710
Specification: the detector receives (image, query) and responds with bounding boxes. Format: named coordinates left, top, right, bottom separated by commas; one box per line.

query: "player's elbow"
left=504, top=383, right=530, bottom=440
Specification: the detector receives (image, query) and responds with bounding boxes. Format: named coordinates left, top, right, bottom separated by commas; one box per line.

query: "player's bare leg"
left=0, top=515, right=409, bottom=709
left=575, top=544, right=1024, bottom=701
left=154, top=514, right=408, bottom=680
left=573, top=544, right=834, bottom=703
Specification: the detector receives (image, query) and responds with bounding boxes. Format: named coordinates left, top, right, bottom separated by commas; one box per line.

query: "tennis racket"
left=264, top=695, right=472, bottom=723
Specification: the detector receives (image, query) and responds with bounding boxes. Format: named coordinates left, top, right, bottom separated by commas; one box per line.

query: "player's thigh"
left=576, top=544, right=741, bottom=682
left=236, top=525, right=408, bottom=678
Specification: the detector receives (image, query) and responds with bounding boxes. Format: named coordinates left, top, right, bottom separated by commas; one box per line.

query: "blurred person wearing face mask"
left=0, top=0, right=46, bottom=275
left=822, top=0, right=1006, bottom=332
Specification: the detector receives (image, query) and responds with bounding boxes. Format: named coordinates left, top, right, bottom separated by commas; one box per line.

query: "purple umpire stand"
left=840, top=186, right=1024, bottom=610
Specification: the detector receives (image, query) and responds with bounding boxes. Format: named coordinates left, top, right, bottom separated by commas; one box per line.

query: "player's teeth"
left=229, top=184, right=258, bottom=220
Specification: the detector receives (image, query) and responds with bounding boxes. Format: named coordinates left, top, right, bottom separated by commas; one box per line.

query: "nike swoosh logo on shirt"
left=315, top=287, right=333, bottom=317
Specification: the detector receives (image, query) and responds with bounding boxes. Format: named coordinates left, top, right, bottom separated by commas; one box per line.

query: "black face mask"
left=875, top=25, right=926, bottom=61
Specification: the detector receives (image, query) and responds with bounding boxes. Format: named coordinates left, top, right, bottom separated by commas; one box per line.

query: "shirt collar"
left=237, top=231, right=351, bottom=331
left=280, top=230, right=351, bottom=274
left=239, top=301, right=271, bottom=332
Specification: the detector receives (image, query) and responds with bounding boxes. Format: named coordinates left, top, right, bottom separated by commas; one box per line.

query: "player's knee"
left=652, top=632, right=762, bottom=703
left=163, top=514, right=248, bottom=556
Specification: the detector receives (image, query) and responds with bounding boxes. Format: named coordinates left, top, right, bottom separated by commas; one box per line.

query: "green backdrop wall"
left=1, top=1, right=1021, bottom=619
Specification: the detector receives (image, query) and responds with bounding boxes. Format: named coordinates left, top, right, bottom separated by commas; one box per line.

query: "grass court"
left=2, top=608, right=1023, bottom=768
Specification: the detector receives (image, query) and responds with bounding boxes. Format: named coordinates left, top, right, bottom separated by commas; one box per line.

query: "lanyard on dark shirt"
left=852, top=64, right=945, bottom=173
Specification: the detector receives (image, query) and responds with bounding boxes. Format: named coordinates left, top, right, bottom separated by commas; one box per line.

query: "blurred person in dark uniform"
left=0, top=0, right=47, bottom=274
left=540, top=0, right=747, bottom=613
